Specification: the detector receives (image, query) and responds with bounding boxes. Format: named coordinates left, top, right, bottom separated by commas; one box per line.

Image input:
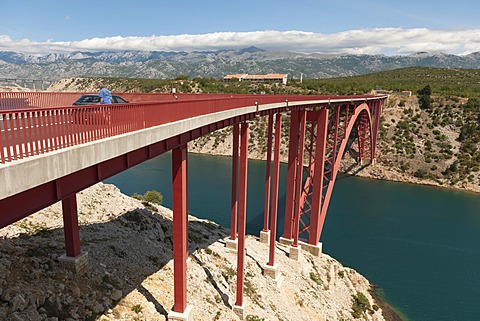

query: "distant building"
left=223, top=74, right=248, bottom=82
left=401, top=90, right=412, bottom=97
left=223, top=73, right=288, bottom=85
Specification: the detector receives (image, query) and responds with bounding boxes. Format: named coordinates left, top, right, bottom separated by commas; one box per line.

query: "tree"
left=418, top=94, right=432, bottom=109
left=417, top=85, right=432, bottom=109
left=417, top=85, right=432, bottom=96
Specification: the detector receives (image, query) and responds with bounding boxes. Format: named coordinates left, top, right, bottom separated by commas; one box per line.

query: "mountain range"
left=1, top=47, right=480, bottom=81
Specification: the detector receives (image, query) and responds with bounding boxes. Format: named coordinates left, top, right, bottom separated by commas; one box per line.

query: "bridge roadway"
left=0, top=92, right=387, bottom=320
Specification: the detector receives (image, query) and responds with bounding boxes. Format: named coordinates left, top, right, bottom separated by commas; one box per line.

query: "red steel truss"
left=281, top=102, right=383, bottom=246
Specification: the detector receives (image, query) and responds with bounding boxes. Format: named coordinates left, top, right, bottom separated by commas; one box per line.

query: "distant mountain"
left=0, top=48, right=479, bottom=81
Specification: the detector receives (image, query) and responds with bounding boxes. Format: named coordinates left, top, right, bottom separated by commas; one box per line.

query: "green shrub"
left=309, top=271, right=323, bottom=286
left=351, top=292, right=370, bottom=318
left=131, top=304, right=142, bottom=314
left=143, top=190, right=163, bottom=205
left=132, top=190, right=163, bottom=205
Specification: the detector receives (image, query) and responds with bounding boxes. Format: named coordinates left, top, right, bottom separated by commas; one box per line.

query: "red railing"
left=0, top=93, right=383, bottom=164
left=0, top=92, right=255, bottom=109
left=0, top=96, right=271, bottom=164
left=0, top=92, right=85, bottom=110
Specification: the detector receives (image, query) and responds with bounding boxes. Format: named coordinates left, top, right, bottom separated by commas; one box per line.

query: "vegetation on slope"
left=299, top=67, right=480, bottom=98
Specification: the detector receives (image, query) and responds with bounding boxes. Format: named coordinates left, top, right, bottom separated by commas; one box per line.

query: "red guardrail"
left=0, top=92, right=85, bottom=110
left=0, top=92, right=254, bottom=109
left=0, top=93, right=382, bottom=164
left=0, top=96, right=259, bottom=163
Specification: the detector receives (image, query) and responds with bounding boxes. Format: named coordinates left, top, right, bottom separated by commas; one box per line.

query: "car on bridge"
left=72, top=94, right=129, bottom=105
left=71, top=94, right=129, bottom=124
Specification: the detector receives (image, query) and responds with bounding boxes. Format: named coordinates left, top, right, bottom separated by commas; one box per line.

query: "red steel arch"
left=283, top=102, right=380, bottom=247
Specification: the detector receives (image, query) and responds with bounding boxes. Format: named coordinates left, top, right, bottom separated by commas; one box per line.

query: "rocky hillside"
left=0, top=183, right=395, bottom=321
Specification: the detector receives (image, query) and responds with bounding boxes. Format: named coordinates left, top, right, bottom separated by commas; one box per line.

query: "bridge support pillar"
left=169, top=144, right=193, bottom=320
left=61, top=194, right=81, bottom=257
left=266, top=113, right=282, bottom=270
left=260, top=114, right=274, bottom=240
left=230, top=124, right=239, bottom=242
left=234, top=122, right=249, bottom=313
left=59, top=193, right=89, bottom=274
left=292, top=110, right=306, bottom=248
left=282, top=110, right=300, bottom=241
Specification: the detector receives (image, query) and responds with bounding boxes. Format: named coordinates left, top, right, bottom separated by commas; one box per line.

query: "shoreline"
left=369, top=286, right=408, bottom=321
left=341, top=169, right=480, bottom=195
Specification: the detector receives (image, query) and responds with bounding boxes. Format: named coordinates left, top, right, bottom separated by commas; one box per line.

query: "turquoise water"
left=104, top=153, right=480, bottom=321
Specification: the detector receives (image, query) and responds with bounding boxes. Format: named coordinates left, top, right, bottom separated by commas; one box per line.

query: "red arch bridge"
left=0, top=92, right=387, bottom=320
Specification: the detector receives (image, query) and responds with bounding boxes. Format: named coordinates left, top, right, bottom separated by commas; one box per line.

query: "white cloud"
left=1, top=28, right=479, bottom=56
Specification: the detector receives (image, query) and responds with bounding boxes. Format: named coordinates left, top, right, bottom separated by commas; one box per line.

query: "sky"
left=1, top=0, right=480, bottom=56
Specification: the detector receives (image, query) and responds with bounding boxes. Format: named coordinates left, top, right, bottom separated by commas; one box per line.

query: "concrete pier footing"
left=58, top=251, right=89, bottom=274
left=299, top=241, right=322, bottom=257
left=168, top=305, right=194, bottom=321
left=288, top=246, right=302, bottom=261
left=233, top=303, right=246, bottom=320
left=263, top=263, right=283, bottom=286
left=259, top=230, right=270, bottom=244
left=225, top=238, right=238, bottom=252
left=263, top=263, right=279, bottom=279
left=279, top=237, right=293, bottom=246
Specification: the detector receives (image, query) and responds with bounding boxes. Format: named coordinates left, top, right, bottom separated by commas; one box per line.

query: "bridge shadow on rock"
left=0, top=202, right=235, bottom=320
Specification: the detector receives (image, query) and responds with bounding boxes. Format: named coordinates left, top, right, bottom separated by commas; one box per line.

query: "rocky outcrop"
left=0, top=183, right=392, bottom=321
